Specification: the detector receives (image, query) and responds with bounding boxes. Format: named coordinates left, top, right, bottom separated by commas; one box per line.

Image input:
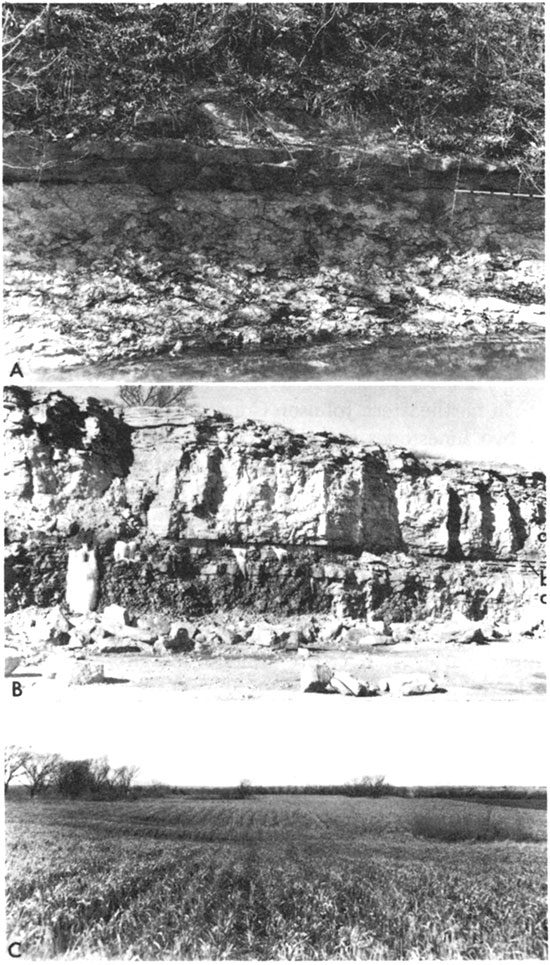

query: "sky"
left=66, top=382, right=542, bottom=469
left=8, top=688, right=547, bottom=788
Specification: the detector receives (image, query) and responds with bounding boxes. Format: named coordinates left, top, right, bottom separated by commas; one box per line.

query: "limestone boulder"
left=96, top=637, right=144, bottom=654
left=106, top=625, right=158, bottom=644
left=28, top=612, right=70, bottom=647
left=48, top=605, right=72, bottom=634
left=67, top=662, right=106, bottom=685
left=300, top=661, right=334, bottom=693
left=430, top=619, right=488, bottom=645
left=137, top=613, right=172, bottom=635
left=319, top=619, right=344, bottom=643
left=284, top=630, right=304, bottom=652
left=101, top=604, right=131, bottom=628
left=69, top=615, right=98, bottom=637
left=166, top=622, right=195, bottom=653
left=67, top=630, right=89, bottom=650
left=336, top=627, right=388, bottom=650
left=380, top=673, right=441, bottom=697
left=250, top=623, right=288, bottom=649
left=368, top=619, right=387, bottom=635
left=213, top=626, right=242, bottom=646
left=5, top=649, right=22, bottom=676
left=390, top=622, right=413, bottom=642
left=329, top=671, right=375, bottom=697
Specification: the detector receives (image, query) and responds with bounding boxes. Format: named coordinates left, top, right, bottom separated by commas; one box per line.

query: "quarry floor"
left=14, top=637, right=546, bottom=702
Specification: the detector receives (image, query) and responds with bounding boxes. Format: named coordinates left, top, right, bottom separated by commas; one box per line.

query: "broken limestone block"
left=66, top=662, right=106, bottom=685
left=97, top=637, right=144, bottom=654
left=153, top=637, right=169, bottom=655
left=284, top=630, right=303, bottom=652
left=320, top=619, right=344, bottom=642
left=512, top=604, right=545, bottom=637
left=329, top=671, right=370, bottom=697
left=300, top=662, right=334, bottom=693
left=214, top=626, right=242, bottom=646
left=102, top=604, right=131, bottom=628
left=67, top=630, right=88, bottom=650
left=337, top=627, right=388, bottom=650
left=5, top=649, right=22, bottom=676
left=28, top=615, right=56, bottom=646
left=250, top=623, right=287, bottom=649
left=390, top=622, right=412, bottom=642
left=367, top=619, right=387, bottom=635
left=380, top=673, right=440, bottom=697
left=48, top=605, right=71, bottom=634
left=166, top=622, right=194, bottom=652
left=101, top=625, right=158, bottom=645
left=137, top=613, right=172, bottom=635
left=194, top=637, right=215, bottom=657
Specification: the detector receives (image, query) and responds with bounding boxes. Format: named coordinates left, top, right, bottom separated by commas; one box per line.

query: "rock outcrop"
left=3, top=137, right=543, bottom=376
left=4, top=389, right=545, bottom=623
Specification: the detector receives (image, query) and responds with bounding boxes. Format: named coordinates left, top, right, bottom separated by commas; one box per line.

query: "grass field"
left=6, top=795, right=547, bottom=960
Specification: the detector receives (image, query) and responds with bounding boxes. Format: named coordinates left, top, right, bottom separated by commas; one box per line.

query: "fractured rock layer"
left=3, top=140, right=544, bottom=371
left=4, top=389, right=545, bottom=622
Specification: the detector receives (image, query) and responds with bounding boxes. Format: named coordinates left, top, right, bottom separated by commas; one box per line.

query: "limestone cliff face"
left=4, top=388, right=133, bottom=535
left=386, top=450, right=544, bottom=560
left=4, top=389, right=544, bottom=564
left=126, top=411, right=402, bottom=553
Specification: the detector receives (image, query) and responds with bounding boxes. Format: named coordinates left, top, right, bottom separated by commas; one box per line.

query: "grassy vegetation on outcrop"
left=3, top=3, right=544, bottom=187
left=6, top=794, right=547, bottom=959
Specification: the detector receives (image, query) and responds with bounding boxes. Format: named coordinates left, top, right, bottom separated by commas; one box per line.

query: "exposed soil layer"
left=3, top=137, right=544, bottom=380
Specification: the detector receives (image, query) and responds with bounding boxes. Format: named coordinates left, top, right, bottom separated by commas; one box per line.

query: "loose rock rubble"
left=4, top=600, right=543, bottom=692
left=299, top=662, right=442, bottom=698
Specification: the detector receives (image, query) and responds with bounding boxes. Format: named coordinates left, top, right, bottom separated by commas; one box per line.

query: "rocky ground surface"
left=5, top=603, right=545, bottom=701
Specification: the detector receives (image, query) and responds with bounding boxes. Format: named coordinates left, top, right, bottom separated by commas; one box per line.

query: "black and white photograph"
left=3, top=382, right=546, bottom=700
left=4, top=698, right=547, bottom=959
left=2, top=1, right=547, bottom=961
left=3, top=382, right=547, bottom=958
left=2, top=1, right=544, bottom=381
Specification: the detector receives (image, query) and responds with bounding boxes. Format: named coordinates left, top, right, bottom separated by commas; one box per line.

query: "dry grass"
left=6, top=795, right=547, bottom=959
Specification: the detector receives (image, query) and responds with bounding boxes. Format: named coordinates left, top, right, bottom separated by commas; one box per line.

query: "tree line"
left=4, top=747, right=138, bottom=799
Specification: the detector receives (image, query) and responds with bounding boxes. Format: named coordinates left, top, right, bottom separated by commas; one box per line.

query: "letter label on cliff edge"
left=9, top=363, right=23, bottom=378
left=11, top=681, right=23, bottom=697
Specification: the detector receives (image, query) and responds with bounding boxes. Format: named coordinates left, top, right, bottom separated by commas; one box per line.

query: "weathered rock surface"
left=301, top=662, right=334, bottom=693
left=3, top=137, right=543, bottom=376
left=3, top=391, right=545, bottom=627
left=5, top=649, right=22, bottom=676
left=380, top=673, right=441, bottom=697
left=4, top=391, right=544, bottom=560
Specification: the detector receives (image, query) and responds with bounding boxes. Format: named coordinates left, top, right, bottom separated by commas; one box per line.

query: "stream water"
left=48, top=334, right=544, bottom=383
